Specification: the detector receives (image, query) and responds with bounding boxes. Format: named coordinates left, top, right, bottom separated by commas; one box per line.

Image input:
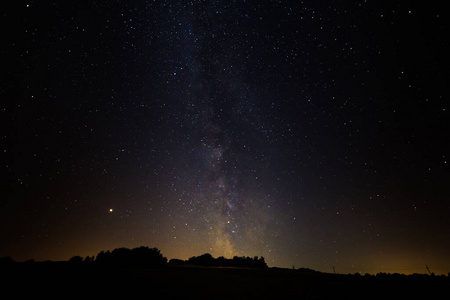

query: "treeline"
left=68, top=246, right=167, bottom=267
left=1, top=247, right=268, bottom=269
left=170, top=253, right=268, bottom=269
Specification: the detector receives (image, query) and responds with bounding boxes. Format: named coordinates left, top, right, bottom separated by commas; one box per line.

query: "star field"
left=2, top=1, right=449, bottom=275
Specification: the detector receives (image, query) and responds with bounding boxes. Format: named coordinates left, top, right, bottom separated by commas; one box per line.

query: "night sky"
left=2, top=1, right=449, bottom=275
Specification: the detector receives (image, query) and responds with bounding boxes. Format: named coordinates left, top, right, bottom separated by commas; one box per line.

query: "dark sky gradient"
left=2, top=1, right=449, bottom=275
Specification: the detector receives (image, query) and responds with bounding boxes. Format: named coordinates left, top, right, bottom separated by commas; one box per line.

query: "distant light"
left=109, top=209, right=113, bottom=213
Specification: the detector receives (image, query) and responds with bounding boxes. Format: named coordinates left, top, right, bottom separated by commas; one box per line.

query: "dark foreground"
left=1, top=262, right=449, bottom=299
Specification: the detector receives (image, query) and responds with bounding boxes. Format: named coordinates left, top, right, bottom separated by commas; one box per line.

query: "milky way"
left=152, top=4, right=279, bottom=258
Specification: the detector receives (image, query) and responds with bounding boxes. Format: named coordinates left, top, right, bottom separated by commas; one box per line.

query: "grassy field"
left=2, top=262, right=449, bottom=299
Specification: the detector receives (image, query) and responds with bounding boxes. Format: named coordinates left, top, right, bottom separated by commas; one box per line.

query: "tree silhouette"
left=69, top=256, right=83, bottom=263
left=95, top=250, right=112, bottom=264
left=188, top=253, right=214, bottom=266
left=0, top=256, right=14, bottom=266
left=185, top=254, right=268, bottom=268
left=94, top=246, right=167, bottom=267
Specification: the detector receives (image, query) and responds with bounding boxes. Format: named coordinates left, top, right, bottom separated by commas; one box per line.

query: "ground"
left=1, top=262, right=448, bottom=299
